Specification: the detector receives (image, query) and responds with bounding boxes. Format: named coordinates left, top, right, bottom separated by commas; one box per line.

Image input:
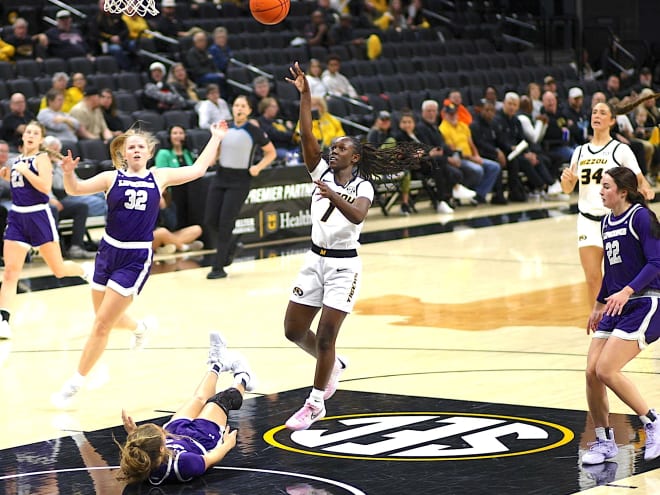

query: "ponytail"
left=115, top=424, right=167, bottom=484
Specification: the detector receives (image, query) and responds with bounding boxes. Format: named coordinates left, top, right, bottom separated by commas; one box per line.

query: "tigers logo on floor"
left=264, top=411, right=574, bottom=461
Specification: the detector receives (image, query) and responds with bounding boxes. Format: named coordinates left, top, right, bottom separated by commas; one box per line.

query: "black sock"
left=209, top=363, right=221, bottom=375
left=0, top=310, right=10, bottom=323
left=648, top=410, right=657, bottom=422
left=605, top=427, right=614, bottom=440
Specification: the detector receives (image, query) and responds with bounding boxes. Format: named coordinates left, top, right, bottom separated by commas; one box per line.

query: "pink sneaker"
left=324, top=357, right=348, bottom=400
left=285, top=400, right=326, bottom=431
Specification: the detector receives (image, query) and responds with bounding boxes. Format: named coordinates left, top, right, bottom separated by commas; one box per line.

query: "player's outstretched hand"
left=223, top=425, right=238, bottom=450
left=210, top=120, right=229, bottom=141
left=61, top=149, right=80, bottom=174
left=286, top=62, right=308, bottom=94
left=121, top=409, right=137, bottom=435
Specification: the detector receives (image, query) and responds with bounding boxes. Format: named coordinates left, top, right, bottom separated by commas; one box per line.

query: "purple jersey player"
left=582, top=166, right=660, bottom=466
left=117, top=332, right=255, bottom=485
left=0, top=121, right=87, bottom=340
left=51, top=121, right=228, bottom=408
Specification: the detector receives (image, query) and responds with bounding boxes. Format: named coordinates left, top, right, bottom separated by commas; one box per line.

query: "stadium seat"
left=0, top=62, right=14, bottom=79
left=131, top=110, right=166, bottom=133
left=42, top=58, right=68, bottom=76
left=87, top=74, right=116, bottom=91
left=114, top=92, right=141, bottom=113
left=163, top=110, right=196, bottom=129
left=8, top=79, right=37, bottom=99
left=116, top=73, right=143, bottom=92
left=78, top=139, right=110, bottom=164
left=15, top=59, right=42, bottom=79
left=95, top=55, right=120, bottom=75
left=68, top=57, right=94, bottom=75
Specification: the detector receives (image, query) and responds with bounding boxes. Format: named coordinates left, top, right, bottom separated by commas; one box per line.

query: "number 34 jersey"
left=572, top=139, right=641, bottom=218
left=105, top=170, right=161, bottom=242
left=310, top=159, right=374, bottom=250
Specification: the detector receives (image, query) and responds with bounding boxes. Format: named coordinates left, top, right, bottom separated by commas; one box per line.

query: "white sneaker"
left=324, top=356, right=348, bottom=400
left=644, top=417, right=660, bottom=461
left=207, top=331, right=231, bottom=371
left=452, top=184, right=477, bottom=200
left=285, top=400, right=326, bottom=431
left=581, top=438, right=618, bottom=465
left=180, top=240, right=204, bottom=252
left=51, top=382, right=81, bottom=409
left=0, top=320, right=11, bottom=339
left=547, top=180, right=563, bottom=195
left=436, top=201, right=454, bottom=214
left=130, top=316, right=158, bottom=351
left=156, top=244, right=176, bottom=255
left=229, top=351, right=257, bottom=392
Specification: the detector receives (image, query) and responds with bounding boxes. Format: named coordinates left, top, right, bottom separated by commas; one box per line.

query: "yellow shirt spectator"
left=439, top=119, right=472, bottom=156
left=0, top=39, right=15, bottom=62
left=293, top=97, right=345, bottom=148
left=122, top=13, right=152, bottom=39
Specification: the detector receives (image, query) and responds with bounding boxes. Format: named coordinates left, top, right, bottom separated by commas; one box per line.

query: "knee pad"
left=206, top=388, right=243, bottom=415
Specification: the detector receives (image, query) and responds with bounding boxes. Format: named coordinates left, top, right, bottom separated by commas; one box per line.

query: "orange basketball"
left=249, top=0, right=290, bottom=25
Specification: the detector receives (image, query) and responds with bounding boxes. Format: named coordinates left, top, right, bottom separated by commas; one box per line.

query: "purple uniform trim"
left=91, top=239, right=152, bottom=296
left=149, top=418, right=223, bottom=485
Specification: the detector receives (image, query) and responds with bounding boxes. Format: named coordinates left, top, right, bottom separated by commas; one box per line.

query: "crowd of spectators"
left=0, top=0, right=659, bottom=232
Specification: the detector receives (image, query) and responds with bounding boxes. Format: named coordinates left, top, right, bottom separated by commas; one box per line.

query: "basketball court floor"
left=1, top=197, right=660, bottom=494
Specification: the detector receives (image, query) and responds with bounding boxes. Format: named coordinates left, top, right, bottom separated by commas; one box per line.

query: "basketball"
left=249, top=0, right=290, bottom=25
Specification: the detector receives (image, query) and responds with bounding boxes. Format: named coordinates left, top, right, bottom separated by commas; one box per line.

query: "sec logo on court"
left=264, top=411, right=574, bottom=461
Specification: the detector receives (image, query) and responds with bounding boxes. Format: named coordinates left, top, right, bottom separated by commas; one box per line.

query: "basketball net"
left=104, top=0, right=159, bottom=17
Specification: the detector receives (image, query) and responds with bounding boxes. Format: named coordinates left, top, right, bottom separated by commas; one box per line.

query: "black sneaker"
left=224, top=240, right=244, bottom=267
left=490, top=194, right=508, bottom=205
left=207, top=268, right=228, bottom=279
left=400, top=203, right=412, bottom=215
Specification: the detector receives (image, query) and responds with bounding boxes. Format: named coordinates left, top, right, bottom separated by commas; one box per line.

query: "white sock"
left=70, top=372, right=85, bottom=388
left=135, top=320, right=146, bottom=335
left=180, top=244, right=191, bottom=252
left=233, top=372, right=249, bottom=388
left=71, top=432, right=86, bottom=448
left=308, top=388, right=324, bottom=406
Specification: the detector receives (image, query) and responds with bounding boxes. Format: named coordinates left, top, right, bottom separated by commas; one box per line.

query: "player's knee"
left=284, top=324, right=304, bottom=343
left=206, top=388, right=243, bottom=415
left=91, top=319, right=113, bottom=337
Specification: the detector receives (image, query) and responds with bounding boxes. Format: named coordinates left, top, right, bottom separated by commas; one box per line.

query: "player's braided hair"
left=341, top=137, right=425, bottom=180
left=611, top=91, right=660, bottom=115
left=606, top=166, right=660, bottom=238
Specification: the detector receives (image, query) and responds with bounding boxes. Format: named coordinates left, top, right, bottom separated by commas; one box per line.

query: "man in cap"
left=366, top=111, right=393, bottom=147
left=543, top=75, right=557, bottom=95
left=565, top=87, right=589, bottom=145
left=633, top=67, right=659, bottom=94
left=153, top=0, right=191, bottom=52
left=69, top=86, right=114, bottom=142
left=45, top=10, right=91, bottom=59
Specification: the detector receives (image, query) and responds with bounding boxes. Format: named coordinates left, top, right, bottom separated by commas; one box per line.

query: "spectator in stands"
left=496, top=92, right=557, bottom=199
left=604, top=74, right=622, bottom=100
left=122, top=9, right=152, bottom=51
left=257, top=97, right=297, bottom=162
left=321, top=54, right=359, bottom=99
left=87, top=4, right=130, bottom=69
left=39, top=72, right=76, bottom=113
left=632, top=104, right=659, bottom=184
left=609, top=95, right=653, bottom=177
left=0, top=93, right=35, bottom=152
left=539, top=90, right=575, bottom=176
left=518, top=95, right=548, bottom=144
left=443, top=89, right=472, bottom=126
left=565, top=87, right=589, bottom=145
left=483, top=86, right=503, bottom=112
left=99, top=88, right=124, bottom=136
left=439, top=102, right=500, bottom=204
left=470, top=100, right=511, bottom=204
left=542, top=75, right=558, bottom=95
left=69, top=86, right=114, bottom=142
left=248, top=76, right=273, bottom=118
left=143, top=61, right=191, bottom=112
left=185, top=30, right=225, bottom=89
left=373, top=0, right=408, bottom=31
left=45, top=10, right=92, bottom=59
left=405, top=0, right=430, bottom=29
left=67, top=73, right=88, bottom=110
left=303, top=10, right=331, bottom=49
left=633, top=67, right=659, bottom=94
left=37, top=89, right=85, bottom=142
left=0, top=141, right=10, bottom=262
left=306, top=58, right=329, bottom=99
left=527, top=82, right=543, bottom=119
left=0, top=36, right=15, bottom=62
left=204, top=95, right=276, bottom=279
left=415, top=99, right=475, bottom=205
left=294, top=96, right=345, bottom=149
left=152, top=224, right=204, bottom=254
left=168, top=63, right=200, bottom=106
left=638, top=88, right=660, bottom=127
left=197, top=83, right=231, bottom=130
left=44, top=136, right=96, bottom=260
left=155, top=125, right=198, bottom=231
left=208, top=27, right=232, bottom=75
left=393, top=110, right=428, bottom=214
left=366, top=110, right=393, bottom=147
left=1, top=17, right=47, bottom=62
left=328, top=13, right=382, bottom=60
left=153, top=0, right=189, bottom=43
